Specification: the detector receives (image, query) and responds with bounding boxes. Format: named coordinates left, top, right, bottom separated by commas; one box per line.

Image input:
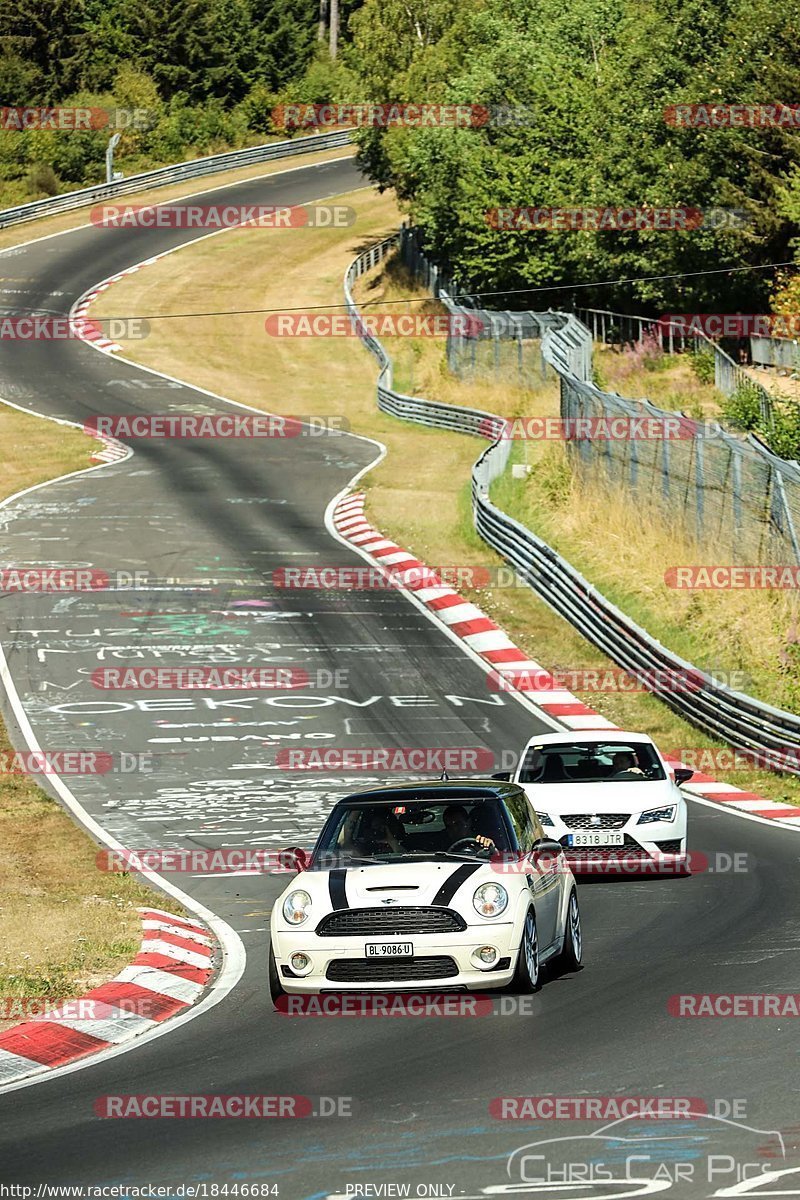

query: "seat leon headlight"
left=637, top=805, right=677, bottom=825
left=473, top=882, right=508, bottom=918
left=283, top=889, right=312, bottom=924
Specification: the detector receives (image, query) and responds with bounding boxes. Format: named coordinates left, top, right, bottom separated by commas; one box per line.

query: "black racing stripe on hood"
left=329, top=868, right=349, bottom=910
left=432, top=862, right=482, bottom=906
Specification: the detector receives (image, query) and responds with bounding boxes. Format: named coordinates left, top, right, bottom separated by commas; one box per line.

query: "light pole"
left=329, top=0, right=339, bottom=59
left=105, top=132, right=122, bottom=185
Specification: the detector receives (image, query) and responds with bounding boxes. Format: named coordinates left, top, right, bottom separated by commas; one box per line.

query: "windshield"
left=311, top=798, right=514, bottom=867
left=518, top=741, right=666, bottom=784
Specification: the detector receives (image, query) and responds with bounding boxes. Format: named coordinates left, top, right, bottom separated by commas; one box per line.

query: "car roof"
left=521, top=730, right=658, bottom=750
left=333, top=779, right=523, bottom=806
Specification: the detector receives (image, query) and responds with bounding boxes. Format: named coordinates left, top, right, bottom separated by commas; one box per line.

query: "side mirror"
left=530, top=837, right=564, bottom=858
left=278, top=846, right=310, bottom=872
left=673, top=767, right=694, bottom=785
left=491, top=771, right=511, bottom=781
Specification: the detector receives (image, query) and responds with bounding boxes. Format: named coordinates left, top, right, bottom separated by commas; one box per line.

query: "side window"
left=503, top=792, right=539, bottom=849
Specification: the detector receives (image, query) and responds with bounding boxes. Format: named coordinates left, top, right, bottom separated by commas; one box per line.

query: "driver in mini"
left=443, top=804, right=495, bottom=852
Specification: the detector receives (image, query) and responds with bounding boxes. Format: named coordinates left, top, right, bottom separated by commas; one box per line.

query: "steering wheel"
left=448, top=837, right=487, bottom=854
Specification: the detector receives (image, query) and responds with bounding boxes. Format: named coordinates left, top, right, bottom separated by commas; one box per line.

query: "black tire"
left=510, top=906, right=539, bottom=993
left=552, top=888, right=583, bottom=974
left=268, top=942, right=285, bottom=1006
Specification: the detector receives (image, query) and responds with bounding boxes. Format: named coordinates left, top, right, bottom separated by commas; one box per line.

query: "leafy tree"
left=0, top=0, right=88, bottom=99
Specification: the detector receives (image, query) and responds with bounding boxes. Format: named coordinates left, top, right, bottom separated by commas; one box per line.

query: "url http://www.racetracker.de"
left=0, top=1187, right=282, bottom=1198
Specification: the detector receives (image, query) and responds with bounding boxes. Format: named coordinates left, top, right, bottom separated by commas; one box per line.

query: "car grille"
left=316, top=907, right=466, bottom=937
left=561, top=813, right=629, bottom=830
left=655, top=839, right=683, bottom=854
left=559, top=834, right=646, bottom=860
left=325, top=956, right=459, bottom=982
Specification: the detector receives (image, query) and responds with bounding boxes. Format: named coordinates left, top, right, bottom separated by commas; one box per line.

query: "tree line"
left=4, top=0, right=800, bottom=317
left=344, top=0, right=800, bottom=316
left=0, top=0, right=340, bottom=204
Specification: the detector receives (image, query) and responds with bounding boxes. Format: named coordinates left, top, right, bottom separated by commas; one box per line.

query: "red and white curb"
left=71, top=279, right=122, bottom=353
left=87, top=432, right=129, bottom=464
left=0, top=908, right=217, bottom=1084
left=70, top=259, right=162, bottom=357
left=332, top=492, right=800, bottom=828
left=71, top=273, right=148, bottom=462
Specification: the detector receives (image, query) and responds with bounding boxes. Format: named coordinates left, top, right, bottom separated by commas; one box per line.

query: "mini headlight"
left=637, top=805, right=677, bottom=825
left=283, top=889, right=312, bottom=925
left=473, top=882, right=508, bottom=918
left=535, top=811, right=554, bottom=827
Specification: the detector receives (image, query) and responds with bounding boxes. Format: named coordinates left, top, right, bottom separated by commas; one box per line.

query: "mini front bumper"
left=271, top=924, right=520, bottom=993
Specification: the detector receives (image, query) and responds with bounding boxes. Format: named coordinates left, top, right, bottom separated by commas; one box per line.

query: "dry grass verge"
left=594, top=343, right=725, bottom=418
left=0, top=404, right=168, bottom=1030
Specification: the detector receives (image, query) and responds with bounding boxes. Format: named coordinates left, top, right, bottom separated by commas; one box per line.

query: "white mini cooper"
left=269, top=780, right=582, bottom=1002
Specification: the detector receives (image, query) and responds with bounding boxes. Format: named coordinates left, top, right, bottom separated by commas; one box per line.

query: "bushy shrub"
left=721, top=379, right=763, bottom=431
left=616, top=328, right=665, bottom=377
left=688, top=347, right=715, bottom=385
left=25, top=162, right=61, bottom=196
left=766, top=401, right=800, bottom=461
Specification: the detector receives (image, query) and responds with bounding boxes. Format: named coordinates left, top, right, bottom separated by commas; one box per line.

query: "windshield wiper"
left=386, top=850, right=488, bottom=862
left=339, top=854, right=388, bottom=865
left=310, top=854, right=386, bottom=867
left=432, top=850, right=489, bottom=861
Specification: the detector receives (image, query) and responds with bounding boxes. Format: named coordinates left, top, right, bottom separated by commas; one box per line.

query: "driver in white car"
left=609, top=750, right=646, bottom=780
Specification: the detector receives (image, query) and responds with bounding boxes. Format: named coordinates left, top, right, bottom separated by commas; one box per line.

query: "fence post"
left=731, top=449, right=743, bottom=548
left=694, top=435, right=705, bottom=543
left=661, top=436, right=671, bottom=501
left=772, top=469, right=800, bottom=564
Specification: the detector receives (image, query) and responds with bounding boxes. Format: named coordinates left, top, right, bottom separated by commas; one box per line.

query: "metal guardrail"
left=751, top=335, right=800, bottom=373
left=343, top=235, right=506, bottom=440
left=346, top=231, right=800, bottom=774
left=0, top=130, right=352, bottom=229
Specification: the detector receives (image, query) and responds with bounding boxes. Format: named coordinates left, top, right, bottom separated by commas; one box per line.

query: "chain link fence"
left=558, top=374, right=800, bottom=562
left=399, top=227, right=800, bottom=564
left=398, top=229, right=561, bottom=384
left=751, top=335, right=800, bottom=374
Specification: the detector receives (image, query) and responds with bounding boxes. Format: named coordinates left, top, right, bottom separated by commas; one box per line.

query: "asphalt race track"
left=0, top=154, right=799, bottom=1199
